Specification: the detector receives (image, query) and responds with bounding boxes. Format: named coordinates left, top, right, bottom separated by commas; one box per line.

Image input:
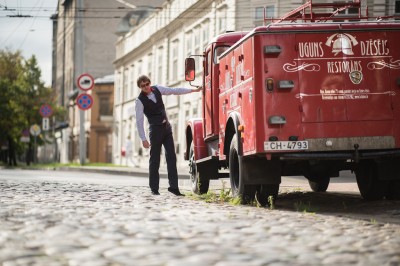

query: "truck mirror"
left=185, top=58, right=196, bottom=81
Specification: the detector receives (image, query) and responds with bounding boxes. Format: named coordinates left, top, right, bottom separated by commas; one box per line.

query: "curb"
left=1, top=165, right=190, bottom=179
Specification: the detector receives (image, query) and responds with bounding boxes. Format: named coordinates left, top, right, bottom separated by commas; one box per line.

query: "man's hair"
left=137, top=75, right=151, bottom=88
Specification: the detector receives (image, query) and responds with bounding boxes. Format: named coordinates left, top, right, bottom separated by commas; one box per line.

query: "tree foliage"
left=0, top=49, right=65, bottom=165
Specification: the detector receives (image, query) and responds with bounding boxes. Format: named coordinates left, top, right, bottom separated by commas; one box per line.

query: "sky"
left=0, top=0, right=58, bottom=86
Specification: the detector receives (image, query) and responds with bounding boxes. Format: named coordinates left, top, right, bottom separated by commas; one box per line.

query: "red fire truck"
left=184, top=0, right=400, bottom=205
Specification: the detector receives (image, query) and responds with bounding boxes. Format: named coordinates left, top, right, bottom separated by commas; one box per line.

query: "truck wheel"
left=255, top=184, right=279, bottom=207
left=307, top=177, right=330, bottom=192
left=229, top=134, right=256, bottom=204
left=386, top=180, right=400, bottom=200
left=355, top=160, right=386, bottom=200
left=189, top=143, right=209, bottom=194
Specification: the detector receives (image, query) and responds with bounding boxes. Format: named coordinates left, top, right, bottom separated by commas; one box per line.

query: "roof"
left=95, top=74, right=114, bottom=84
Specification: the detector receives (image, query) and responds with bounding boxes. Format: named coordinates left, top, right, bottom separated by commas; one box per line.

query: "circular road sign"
left=77, top=73, right=94, bottom=91
left=76, top=93, right=94, bottom=110
left=30, top=124, right=41, bottom=136
left=39, top=104, right=53, bottom=118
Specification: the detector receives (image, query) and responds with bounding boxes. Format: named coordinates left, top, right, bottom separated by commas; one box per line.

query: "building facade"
left=51, top=0, right=163, bottom=163
left=88, top=75, right=114, bottom=163
left=113, top=0, right=400, bottom=168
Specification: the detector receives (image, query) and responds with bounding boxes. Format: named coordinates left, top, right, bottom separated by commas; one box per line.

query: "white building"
left=113, top=0, right=400, bottom=168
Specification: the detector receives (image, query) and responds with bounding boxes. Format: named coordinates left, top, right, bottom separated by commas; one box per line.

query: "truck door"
left=296, top=33, right=348, bottom=123
left=345, top=31, right=393, bottom=121
left=297, top=31, right=393, bottom=123
left=204, top=50, right=214, bottom=138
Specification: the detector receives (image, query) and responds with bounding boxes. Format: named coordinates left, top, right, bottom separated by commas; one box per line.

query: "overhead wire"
left=18, top=0, right=45, bottom=50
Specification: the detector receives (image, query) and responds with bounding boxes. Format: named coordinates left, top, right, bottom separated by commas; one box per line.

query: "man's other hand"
left=142, top=140, right=150, bottom=148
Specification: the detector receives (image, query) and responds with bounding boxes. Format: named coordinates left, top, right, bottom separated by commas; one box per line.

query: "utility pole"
left=76, top=0, right=85, bottom=165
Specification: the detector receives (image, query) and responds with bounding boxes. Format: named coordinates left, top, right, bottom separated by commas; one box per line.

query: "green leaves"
left=0, top=48, right=65, bottom=161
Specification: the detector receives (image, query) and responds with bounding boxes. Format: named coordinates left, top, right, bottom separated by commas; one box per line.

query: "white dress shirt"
left=135, top=85, right=193, bottom=141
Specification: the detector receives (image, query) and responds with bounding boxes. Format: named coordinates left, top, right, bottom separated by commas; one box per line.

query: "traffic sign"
left=76, top=93, right=94, bottom=110
left=30, top=124, right=41, bottom=136
left=42, top=118, right=50, bottom=131
left=77, top=73, right=94, bottom=91
left=39, top=104, right=53, bottom=118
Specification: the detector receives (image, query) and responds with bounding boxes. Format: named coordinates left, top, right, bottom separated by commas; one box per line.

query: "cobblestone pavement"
left=1, top=177, right=400, bottom=266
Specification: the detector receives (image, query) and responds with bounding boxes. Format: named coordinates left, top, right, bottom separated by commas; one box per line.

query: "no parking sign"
left=76, top=93, right=94, bottom=110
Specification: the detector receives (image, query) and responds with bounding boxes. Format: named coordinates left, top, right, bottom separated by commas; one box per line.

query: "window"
left=99, top=96, right=112, bottom=116
left=123, top=69, right=128, bottom=100
left=157, top=47, right=163, bottom=83
left=206, top=50, right=212, bottom=76
left=202, top=20, right=209, bottom=47
left=194, top=27, right=201, bottom=70
left=147, top=53, right=153, bottom=79
left=171, top=40, right=179, bottom=81
left=255, top=7, right=264, bottom=20
left=185, top=31, right=192, bottom=57
left=214, top=46, right=230, bottom=64
left=266, top=6, right=275, bottom=18
left=217, top=7, right=227, bottom=33
left=137, top=60, right=143, bottom=77
left=396, top=0, right=400, bottom=13
left=336, top=1, right=359, bottom=22
left=130, top=65, right=135, bottom=98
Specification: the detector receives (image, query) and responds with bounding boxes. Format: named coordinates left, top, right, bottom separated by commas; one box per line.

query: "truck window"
left=206, top=51, right=212, bottom=76
left=214, top=46, right=230, bottom=64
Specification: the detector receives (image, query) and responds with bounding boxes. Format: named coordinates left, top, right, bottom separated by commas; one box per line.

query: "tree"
left=0, top=49, right=65, bottom=165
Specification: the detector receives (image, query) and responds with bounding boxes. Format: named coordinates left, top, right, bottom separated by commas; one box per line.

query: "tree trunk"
left=7, top=136, right=17, bottom=166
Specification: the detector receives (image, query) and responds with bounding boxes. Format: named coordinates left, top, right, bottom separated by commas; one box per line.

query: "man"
left=135, top=75, right=202, bottom=196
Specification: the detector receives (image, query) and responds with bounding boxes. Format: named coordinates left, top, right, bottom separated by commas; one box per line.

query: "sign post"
left=77, top=73, right=94, bottom=165
left=39, top=104, right=52, bottom=163
left=30, top=124, right=41, bottom=164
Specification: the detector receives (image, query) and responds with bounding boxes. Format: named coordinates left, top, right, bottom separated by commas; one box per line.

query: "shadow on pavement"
left=275, top=191, right=400, bottom=225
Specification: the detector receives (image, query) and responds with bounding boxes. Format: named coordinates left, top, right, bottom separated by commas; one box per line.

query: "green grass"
left=294, top=201, right=318, bottom=213
left=187, top=180, right=242, bottom=205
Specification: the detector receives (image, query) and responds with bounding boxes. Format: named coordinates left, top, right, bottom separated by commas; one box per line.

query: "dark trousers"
left=148, top=122, right=178, bottom=191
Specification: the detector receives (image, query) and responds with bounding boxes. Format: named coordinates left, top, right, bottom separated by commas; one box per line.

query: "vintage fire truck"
left=184, top=0, right=400, bottom=205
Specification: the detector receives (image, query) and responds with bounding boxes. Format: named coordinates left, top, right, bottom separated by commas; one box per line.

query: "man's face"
left=139, top=80, right=151, bottom=94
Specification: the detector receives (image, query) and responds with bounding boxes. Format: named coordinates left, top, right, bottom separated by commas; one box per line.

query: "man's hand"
left=142, top=140, right=150, bottom=149
left=193, top=86, right=203, bottom=92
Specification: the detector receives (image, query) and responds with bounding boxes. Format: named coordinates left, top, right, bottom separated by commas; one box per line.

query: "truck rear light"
left=289, top=136, right=298, bottom=141
left=264, top=45, right=281, bottom=55
left=269, top=136, right=278, bottom=141
left=266, top=78, right=274, bottom=92
left=278, top=80, right=295, bottom=90
left=268, top=116, right=286, bottom=125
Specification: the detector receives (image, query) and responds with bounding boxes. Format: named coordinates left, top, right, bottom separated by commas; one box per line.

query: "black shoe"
left=168, top=187, right=184, bottom=196
left=151, top=189, right=160, bottom=195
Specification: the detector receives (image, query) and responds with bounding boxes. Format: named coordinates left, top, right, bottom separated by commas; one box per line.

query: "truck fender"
left=225, top=111, right=243, bottom=156
left=184, top=118, right=208, bottom=161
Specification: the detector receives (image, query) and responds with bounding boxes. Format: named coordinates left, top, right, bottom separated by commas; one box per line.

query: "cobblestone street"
left=1, top=171, right=400, bottom=266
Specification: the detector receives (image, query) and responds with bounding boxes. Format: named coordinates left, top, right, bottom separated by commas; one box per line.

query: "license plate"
left=264, top=141, right=309, bottom=151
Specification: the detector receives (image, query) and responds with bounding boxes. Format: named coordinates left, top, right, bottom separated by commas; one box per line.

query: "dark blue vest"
left=138, top=86, right=167, bottom=125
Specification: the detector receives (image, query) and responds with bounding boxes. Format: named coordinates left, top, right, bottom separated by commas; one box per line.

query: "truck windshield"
left=214, top=46, right=230, bottom=64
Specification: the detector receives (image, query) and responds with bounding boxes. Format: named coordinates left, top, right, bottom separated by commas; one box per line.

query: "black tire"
left=307, top=177, right=330, bottom=192
left=229, top=134, right=256, bottom=204
left=189, top=142, right=209, bottom=194
left=255, top=184, right=279, bottom=207
left=386, top=180, right=400, bottom=200
left=355, top=160, right=386, bottom=200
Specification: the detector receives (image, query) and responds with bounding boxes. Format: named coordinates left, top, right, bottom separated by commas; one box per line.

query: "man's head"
left=137, top=75, right=152, bottom=94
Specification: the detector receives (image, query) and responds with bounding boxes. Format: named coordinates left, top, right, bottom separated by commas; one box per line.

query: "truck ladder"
left=269, top=0, right=363, bottom=23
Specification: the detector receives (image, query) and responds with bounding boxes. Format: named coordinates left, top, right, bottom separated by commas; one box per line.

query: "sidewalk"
left=55, top=164, right=190, bottom=179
